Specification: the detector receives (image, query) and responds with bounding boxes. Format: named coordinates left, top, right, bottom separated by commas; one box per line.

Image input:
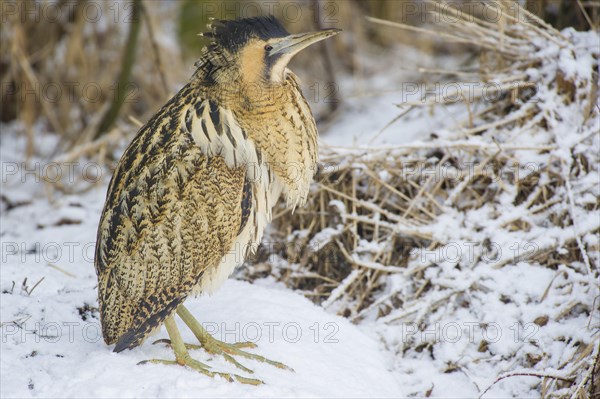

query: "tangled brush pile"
left=262, top=1, right=599, bottom=396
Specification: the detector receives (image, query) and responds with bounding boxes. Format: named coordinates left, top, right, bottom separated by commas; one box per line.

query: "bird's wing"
left=95, top=87, right=254, bottom=350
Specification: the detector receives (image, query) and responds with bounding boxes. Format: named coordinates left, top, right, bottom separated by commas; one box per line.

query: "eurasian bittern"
left=94, top=16, right=339, bottom=384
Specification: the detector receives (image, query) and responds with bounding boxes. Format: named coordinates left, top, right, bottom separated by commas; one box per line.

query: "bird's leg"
left=139, top=315, right=262, bottom=385
left=175, top=305, right=293, bottom=373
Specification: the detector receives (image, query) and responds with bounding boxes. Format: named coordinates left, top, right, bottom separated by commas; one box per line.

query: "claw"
left=231, top=341, right=258, bottom=349
left=138, top=355, right=262, bottom=385
left=152, top=338, right=173, bottom=346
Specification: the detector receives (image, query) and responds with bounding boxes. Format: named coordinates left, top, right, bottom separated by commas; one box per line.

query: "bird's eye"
left=264, top=44, right=273, bottom=52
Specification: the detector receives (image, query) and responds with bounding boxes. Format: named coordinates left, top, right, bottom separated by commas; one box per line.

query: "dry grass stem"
left=264, top=2, right=599, bottom=397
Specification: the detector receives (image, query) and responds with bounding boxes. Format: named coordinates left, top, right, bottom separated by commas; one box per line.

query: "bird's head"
left=199, top=16, right=340, bottom=86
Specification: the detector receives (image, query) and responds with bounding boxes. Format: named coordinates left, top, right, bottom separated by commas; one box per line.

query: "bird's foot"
left=200, top=332, right=293, bottom=372
left=138, top=353, right=263, bottom=385
left=141, top=316, right=262, bottom=385
left=174, top=305, right=294, bottom=374
left=153, top=337, right=290, bottom=374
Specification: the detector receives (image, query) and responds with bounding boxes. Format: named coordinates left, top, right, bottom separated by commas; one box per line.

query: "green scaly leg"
left=177, top=305, right=293, bottom=372
left=154, top=305, right=293, bottom=373
left=140, top=315, right=262, bottom=385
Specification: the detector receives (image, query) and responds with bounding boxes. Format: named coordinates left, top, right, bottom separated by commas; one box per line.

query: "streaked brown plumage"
left=94, top=15, right=339, bottom=374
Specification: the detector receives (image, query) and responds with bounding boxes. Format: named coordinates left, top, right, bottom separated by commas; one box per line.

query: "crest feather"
left=202, top=16, right=289, bottom=51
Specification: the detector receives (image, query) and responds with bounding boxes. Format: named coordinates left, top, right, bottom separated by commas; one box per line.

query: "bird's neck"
left=231, top=73, right=319, bottom=210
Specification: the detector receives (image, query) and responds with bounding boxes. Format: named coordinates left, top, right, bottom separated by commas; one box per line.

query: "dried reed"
left=262, top=1, right=599, bottom=397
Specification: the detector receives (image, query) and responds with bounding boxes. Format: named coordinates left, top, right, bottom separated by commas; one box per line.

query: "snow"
left=1, top=280, right=401, bottom=398
left=1, top=131, right=402, bottom=398
left=308, top=26, right=598, bottom=398
left=2, top=15, right=599, bottom=399
left=319, top=47, right=471, bottom=148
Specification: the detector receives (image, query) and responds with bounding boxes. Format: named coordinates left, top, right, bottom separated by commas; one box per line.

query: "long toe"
left=137, top=355, right=262, bottom=385
left=152, top=339, right=203, bottom=351
left=203, top=336, right=293, bottom=371
left=176, top=306, right=292, bottom=377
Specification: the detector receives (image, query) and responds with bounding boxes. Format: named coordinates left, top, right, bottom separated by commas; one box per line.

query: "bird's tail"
left=113, top=295, right=185, bottom=352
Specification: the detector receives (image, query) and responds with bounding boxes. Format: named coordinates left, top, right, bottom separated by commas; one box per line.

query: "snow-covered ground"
left=0, top=41, right=447, bottom=399
left=1, top=22, right=598, bottom=399
left=0, top=132, right=403, bottom=398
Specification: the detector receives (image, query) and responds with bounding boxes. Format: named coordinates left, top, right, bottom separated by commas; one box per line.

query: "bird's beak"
left=270, top=29, right=341, bottom=57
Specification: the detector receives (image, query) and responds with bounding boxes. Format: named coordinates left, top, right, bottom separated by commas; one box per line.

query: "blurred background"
left=1, top=0, right=598, bottom=162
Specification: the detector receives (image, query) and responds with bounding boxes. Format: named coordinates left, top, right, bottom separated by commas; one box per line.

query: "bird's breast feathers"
left=177, top=96, right=283, bottom=294
left=181, top=79, right=318, bottom=211
left=179, top=80, right=320, bottom=293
